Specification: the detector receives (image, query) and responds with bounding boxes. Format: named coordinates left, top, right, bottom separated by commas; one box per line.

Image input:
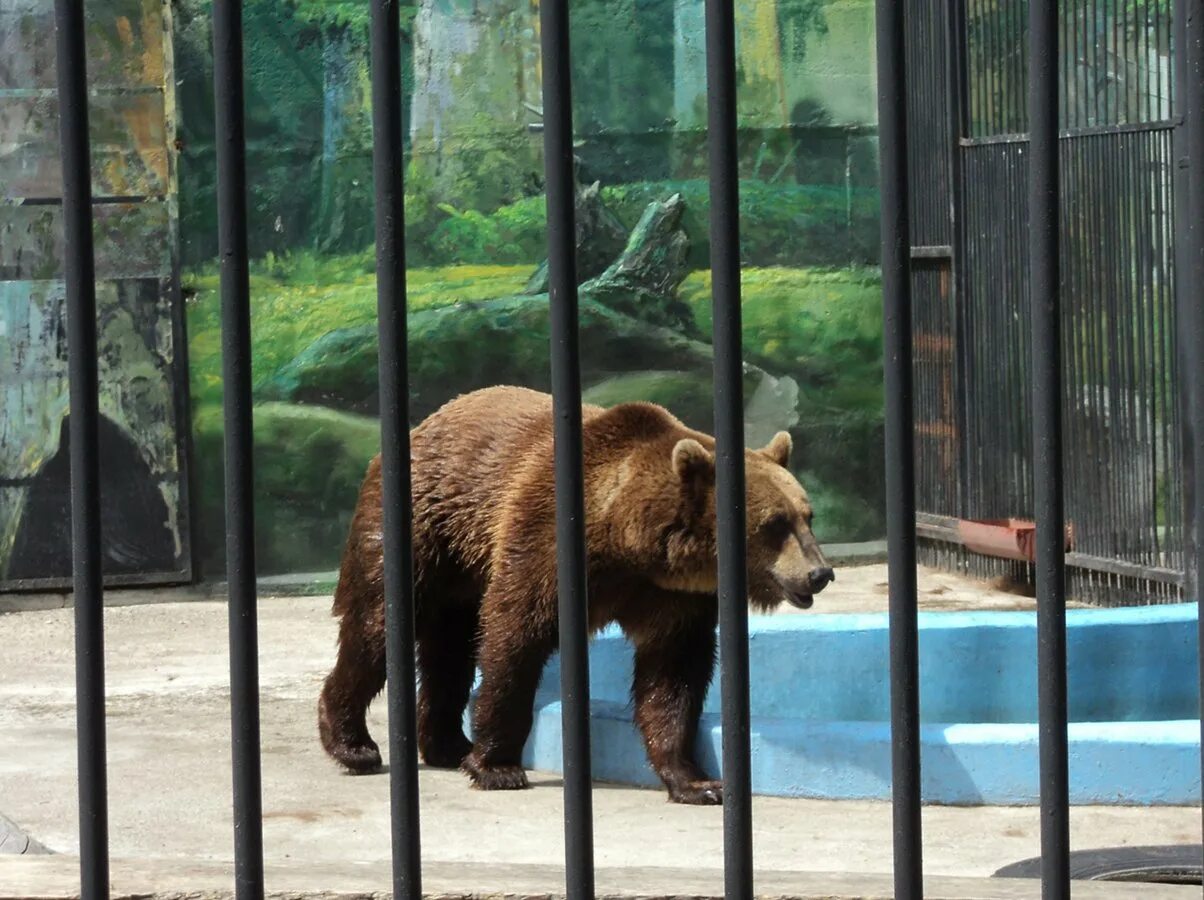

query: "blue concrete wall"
left=537, top=603, right=1201, bottom=723
left=519, top=702, right=1200, bottom=804
left=479, top=602, right=1203, bottom=804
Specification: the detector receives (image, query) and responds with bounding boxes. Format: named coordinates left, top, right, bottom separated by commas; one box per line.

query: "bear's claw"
left=461, top=754, right=530, bottom=791
left=328, top=740, right=383, bottom=775
left=670, top=780, right=723, bottom=805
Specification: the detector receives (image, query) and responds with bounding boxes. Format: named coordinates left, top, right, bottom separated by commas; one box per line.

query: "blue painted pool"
left=472, top=601, right=1202, bottom=805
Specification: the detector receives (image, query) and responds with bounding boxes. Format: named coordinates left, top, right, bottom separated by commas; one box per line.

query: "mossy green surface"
left=185, top=257, right=531, bottom=409
left=191, top=402, right=381, bottom=576
left=394, top=180, right=879, bottom=272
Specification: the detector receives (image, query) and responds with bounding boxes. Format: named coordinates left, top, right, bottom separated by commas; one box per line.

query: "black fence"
left=908, top=0, right=1192, bottom=608
left=48, top=0, right=1204, bottom=899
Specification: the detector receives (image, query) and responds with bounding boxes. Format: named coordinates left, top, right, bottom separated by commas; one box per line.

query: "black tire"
left=994, top=845, right=1202, bottom=885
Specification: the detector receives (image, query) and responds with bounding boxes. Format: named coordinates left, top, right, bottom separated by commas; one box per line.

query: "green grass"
left=681, top=266, right=884, bottom=422
left=184, top=253, right=532, bottom=408
left=186, top=252, right=883, bottom=410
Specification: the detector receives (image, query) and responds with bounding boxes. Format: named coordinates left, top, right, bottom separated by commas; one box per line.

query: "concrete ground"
left=0, top=564, right=1196, bottom=897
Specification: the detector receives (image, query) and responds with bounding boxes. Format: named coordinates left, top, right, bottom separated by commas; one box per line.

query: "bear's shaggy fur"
left=318, top=386, right=833, bottom=804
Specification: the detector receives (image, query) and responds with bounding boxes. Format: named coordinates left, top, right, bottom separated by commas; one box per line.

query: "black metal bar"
left=876, top=0, right=922, bottom=897
left=946, top=0, right=971, bottom=522
left=1184, top=0, right=1204, bottom=856
left=537, top=1, right=595, bottom=897
left=1028, top=0, right=1070, bottom=894
left=53, top=0, right=109, bottom=895
left=704, top=0, right=753, bottom=894
left=1174, top=0, right=1198, bottom=621
left=211, top=0, right=265, bottom=895
left=369, top=0, right=423, bottom=895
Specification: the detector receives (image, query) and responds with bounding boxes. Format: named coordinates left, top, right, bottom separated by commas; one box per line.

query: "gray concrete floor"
left=0, top=565, right=1195, bottom=885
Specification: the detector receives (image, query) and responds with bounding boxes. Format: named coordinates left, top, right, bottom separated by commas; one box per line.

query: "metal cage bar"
left=876, top=1, right=923, bottom=898
left=53, top=0, right=110, bottom=895
left=1185, top=0, right=1204, bottom=854
left=703, top=0, right=754, bottom=895
left=211, top=0, right=266, bottom=895
left=370, top=0, right=423, bottom=896
left=538, top=0, right=597, bottom=896
left=48, top=0, right=1197, bottom=895
left=1028, top=0, right=1071, bottom=896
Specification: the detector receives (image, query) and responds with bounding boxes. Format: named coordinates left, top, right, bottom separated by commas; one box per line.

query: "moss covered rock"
left=192, top=402, right=379, bottom=576
left=258, top=294, right=759, bottom=422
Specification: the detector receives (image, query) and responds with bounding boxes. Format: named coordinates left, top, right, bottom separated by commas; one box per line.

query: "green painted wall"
left=170, top=0, right=885, bottom=578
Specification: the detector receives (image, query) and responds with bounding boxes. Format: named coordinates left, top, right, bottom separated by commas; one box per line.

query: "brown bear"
left=318, top=385, right=834, bottom=805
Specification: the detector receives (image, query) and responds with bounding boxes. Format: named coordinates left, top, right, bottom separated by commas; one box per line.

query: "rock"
left=192, top=402, right=380, bottom=576
left=523, top=180, right=630, bottom=294
left=261, top=294, right=793, bottom=426
left=258, top=191, right=801, bottom=470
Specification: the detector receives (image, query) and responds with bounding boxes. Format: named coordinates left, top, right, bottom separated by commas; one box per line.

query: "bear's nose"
left=808, top=567, right=835, bottom=592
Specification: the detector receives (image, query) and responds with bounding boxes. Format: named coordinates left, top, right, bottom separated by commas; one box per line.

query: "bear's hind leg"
left=318, top=596, right=386, bottom=774
left=416, top=594, right=479, bottom=769
left=625, top=604, right=721, bottom=805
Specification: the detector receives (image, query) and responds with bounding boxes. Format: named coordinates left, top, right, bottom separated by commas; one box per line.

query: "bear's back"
left=408, top=386, right=703, bottom=584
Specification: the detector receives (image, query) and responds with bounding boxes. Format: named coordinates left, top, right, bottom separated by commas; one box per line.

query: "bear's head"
left=659, top=430, right=835, bottom=611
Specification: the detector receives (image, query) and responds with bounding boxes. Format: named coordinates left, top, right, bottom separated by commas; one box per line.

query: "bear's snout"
left=808, top=566, right=835, bottom=593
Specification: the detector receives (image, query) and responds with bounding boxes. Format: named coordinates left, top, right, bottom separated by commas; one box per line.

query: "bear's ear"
left=672, top=438, right=714, bottom=481
left=760, top=431, right=792, bottom=467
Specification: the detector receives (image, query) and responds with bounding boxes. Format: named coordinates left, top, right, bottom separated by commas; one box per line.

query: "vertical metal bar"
left=1091, top=0, right=1102, bottom=126
left=1124, top=0, right=1134, bottom=125
left=1174, top=0, right=1197, bottom=617
left=1029, top=0, right=1070, bottom=894
left=1074, top=0, right=1084, bottom=128
left=370, top=0, right=422, bottom=895
left=967, top=0, right=977, bottom=135
left=877, top=0, right=922, bottom=897
left=984, top=0, right=999, bottom=133
left=1138, top=0, right=1149, bottom=122
left=211, top=0, right=265, bottom=895
left=537, top=1, right=595, bottom=897
left=1064, top=0, right=1073, bottom=132
left=1184, top=0, right=1204, bottom=855
left=53, top=1, right=109, bottom=895
left=1158, top=0, right=1169, bottom=114
left=947, top=0, right=972, bottom=521
left=1113, top=0, right=1121, bottom=125
left=1009, top=0, right=1022, bottom=131
left=703, top=0, right=753, bottom=895
left=1153, top=131, right=1173, bottom=566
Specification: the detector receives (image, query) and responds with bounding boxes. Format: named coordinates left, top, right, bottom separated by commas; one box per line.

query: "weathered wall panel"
left=0, top=0, right=167, bottom=89
left=0, top=0, right=190, bottom=590
left=0, top=92, right=169, bottom=198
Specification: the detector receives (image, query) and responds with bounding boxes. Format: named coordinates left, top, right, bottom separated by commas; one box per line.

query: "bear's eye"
left=763, top=513, right=792, bottom=539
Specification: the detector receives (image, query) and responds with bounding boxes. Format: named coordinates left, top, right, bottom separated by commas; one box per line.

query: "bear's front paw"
left=461, top=752, right=530, bottom=791
left=328, top=739, right=383, bottom=775
left=669, top=779, right=723, bottom=805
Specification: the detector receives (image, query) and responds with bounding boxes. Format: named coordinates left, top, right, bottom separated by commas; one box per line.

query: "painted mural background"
left=174, top=0, right=884, bottom=577
left=0, top=0, right=191, bottom=590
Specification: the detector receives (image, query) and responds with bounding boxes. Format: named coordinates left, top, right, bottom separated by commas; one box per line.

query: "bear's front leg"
left=627, top=606, right=722, bottom=805
left=462, top=576, right=558, bottom=791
